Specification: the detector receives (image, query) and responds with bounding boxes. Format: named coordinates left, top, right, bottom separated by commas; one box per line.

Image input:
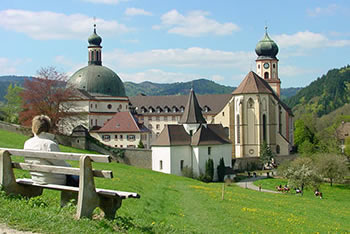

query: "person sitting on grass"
left=24, top=115, right=79, bottom=187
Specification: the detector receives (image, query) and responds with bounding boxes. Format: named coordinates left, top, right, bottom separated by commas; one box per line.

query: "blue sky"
left=1, top=0, right=350, bottom=88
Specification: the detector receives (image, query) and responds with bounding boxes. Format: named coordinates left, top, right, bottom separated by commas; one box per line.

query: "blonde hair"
left=32, top=115, right=51, bottom=135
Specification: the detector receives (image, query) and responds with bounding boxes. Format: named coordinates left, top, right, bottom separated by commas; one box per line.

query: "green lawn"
left=0, top=129, right=350, bottom=233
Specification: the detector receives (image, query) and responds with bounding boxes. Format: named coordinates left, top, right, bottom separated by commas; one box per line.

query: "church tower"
left=255, top=27, right=281, bottom=97
left=88, top=24, right=102, bottom=65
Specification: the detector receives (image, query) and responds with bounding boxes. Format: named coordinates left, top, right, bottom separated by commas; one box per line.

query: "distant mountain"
left=286, top=65, right=350, bottom=118
left=0, top=75, right=301, bottom=102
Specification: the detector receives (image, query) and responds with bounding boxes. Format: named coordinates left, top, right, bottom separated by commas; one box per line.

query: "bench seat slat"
left=0, top=148, right=111, bottom=163
left=16, top=179, right=140, bottom=199
left=13, top=162, right=113, bottom=179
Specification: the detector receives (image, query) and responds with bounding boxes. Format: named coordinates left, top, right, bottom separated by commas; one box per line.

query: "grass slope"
left=0, top=129, right=349, bottom=233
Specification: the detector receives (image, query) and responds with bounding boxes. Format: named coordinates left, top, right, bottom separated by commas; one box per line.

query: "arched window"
left=236, top=114, right=240, bottom=144
left=248, top=98, right=254, bottom=108
left=276, top=145, right=280, bottom=154
left=263, top=114, right=267, bottom=142
left=264, top=72, right=269, bottom=79
left=91, top=51, right=94, bottom=61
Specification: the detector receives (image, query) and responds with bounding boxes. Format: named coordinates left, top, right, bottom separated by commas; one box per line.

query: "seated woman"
left=24, top=115, right=79, bottom=186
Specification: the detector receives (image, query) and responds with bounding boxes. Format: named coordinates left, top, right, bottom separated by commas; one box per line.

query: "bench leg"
left=61, top=191, right=78, bottom=207
left=76, top=155, right=99, bottom=219
left=0, top=150, right=42, bottom=197
left=99, top=196, right=122, bottom=219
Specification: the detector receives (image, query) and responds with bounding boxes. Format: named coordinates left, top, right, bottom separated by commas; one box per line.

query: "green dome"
left=255, top=29, right=279, bottom=59
left=88, top=26, right=102, bottom=46
left=68, top=65, right=126, bottom=97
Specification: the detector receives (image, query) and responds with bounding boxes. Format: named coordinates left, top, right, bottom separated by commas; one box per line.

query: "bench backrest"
left=0, top=148, right=113, bottom=179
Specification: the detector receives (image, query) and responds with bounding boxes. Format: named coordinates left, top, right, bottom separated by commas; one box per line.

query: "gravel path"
left=236, top=176, right=279, bottom=193
left=0, top=223, right=34, bottom=234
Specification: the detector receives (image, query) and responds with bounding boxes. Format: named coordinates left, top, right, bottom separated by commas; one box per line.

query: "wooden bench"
left=0, top=148, right=140, bottom=219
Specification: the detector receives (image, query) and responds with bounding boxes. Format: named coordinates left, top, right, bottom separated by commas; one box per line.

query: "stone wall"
left=0, top=121, right=32, bottom=136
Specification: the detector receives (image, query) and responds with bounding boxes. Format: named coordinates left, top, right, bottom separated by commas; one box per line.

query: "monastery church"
left=63, top=25, right=294, bottom=170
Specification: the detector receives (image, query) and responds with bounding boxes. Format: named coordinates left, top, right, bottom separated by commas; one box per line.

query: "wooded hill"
left=286, top=65, right=350, bottom=118
left=0, top=75, right=300, bottom=101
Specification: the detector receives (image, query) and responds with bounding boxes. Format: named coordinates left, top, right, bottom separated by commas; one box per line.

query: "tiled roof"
left=179, top=89, right=207, bottom=124
left=152, top=124, right=231, bottom=146
left=232, top=71, right=274, bottom=95
left=129, top=93, right=232, bottom=115
left=93, top=111, right=149, bottom=133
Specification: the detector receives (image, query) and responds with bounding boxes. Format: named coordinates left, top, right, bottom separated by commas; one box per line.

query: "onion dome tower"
left=255, top=27, right=281, bottom=97
left=68, top=24, right=126, bottom=97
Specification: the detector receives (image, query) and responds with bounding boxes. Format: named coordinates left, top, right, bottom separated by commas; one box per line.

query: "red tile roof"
left=93, top=111, right=149, bottom=133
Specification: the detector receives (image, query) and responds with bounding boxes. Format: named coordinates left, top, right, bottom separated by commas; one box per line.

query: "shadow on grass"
left=114, top=216, right=154, bottom=233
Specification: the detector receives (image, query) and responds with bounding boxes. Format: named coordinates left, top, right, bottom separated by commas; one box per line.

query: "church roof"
left=232, top=71, right=274, bottom=95
left=179, top=89, right=207, bottom=124
left=152, top=124, right=231, bottom=146
left=92, top=111, right=149, bottom=133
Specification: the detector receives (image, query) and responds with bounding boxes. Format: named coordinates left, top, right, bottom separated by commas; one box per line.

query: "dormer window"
left=156, top=106, right=162, bottom=113
left=180, top=106, right=185, bottom=112
left=172, top=106, right=178, bottom=113
left=149, top=107, right=154, bottom=113
left=141, top=106, right=147, bottom=113
left=164, top=106, right=170, bottom=113
left=204, top=105, right=210, bottom=112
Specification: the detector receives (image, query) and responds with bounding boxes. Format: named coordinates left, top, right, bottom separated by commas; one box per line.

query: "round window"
left=107, top=104, right=112, bottom=109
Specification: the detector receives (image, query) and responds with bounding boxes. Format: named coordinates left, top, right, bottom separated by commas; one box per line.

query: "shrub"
left=205, top=159, right=214, bottom=182
left=181, top=166, right=194, bottom=178
left=217, top=157, right=226, bottom=182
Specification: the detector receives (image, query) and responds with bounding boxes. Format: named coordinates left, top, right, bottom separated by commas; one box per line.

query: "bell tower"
left=255, top=27, right=281, bottom=97
left=88, top=24, right=102, bottom=66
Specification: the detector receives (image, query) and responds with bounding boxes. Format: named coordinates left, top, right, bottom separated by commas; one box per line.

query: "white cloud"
left=120, top=69, right=199, bottom=83
left=212, top=74, right=224, bottom=82
left=0, top=9, right=131, bottom=40
left=279, top=65, right=315, bottom=77
left=125, top=8, right=152, bottom=16
left=0, top=58, right=17, bottom=75
left=104, top=47, right=255, bottom=71
left=153, top=9, right=239, bottom=37
left=81, top=0, right=128, bottom=4
left=307, top=4, right=338, bottom=17
left=274, top=31, right=350, bottom=49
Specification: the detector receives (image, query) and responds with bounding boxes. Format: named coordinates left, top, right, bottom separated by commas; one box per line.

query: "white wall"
left=152, top=147, right=171, bottom=173
left=170, top=146, right=192, bottom=176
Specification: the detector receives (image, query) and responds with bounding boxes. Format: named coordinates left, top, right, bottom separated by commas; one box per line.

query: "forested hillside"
left=286, top=65, right=350, bottom=118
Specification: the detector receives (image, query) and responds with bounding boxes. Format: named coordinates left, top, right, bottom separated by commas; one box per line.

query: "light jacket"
left=23, top=132, right=70, bottom=185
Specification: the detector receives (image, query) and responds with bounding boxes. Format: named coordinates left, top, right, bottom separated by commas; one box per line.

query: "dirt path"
left=236, top=176, right=279, bottom=193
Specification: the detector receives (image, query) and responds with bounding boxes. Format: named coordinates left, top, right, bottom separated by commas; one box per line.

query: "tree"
left=1, top=84, right=23, bottom=123
left=260, top=141, right=275, bottom=168
left=205, top=158, right=214, bottom=182
left=217, top=157, right=226, bottom=182
left=315, top=154, right=349, bottom=186
left=19, top=67, right=78, bottom=133
left=279, top=157, right=322, bottom=193
left=345, top=137, right=350, bottom=159
left=137, top=140, right=145, bottom=149
left=294, top=117, right=316, bottom=153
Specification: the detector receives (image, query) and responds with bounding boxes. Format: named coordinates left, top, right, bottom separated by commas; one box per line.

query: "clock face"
left=263, top=63, right=269, bottom=69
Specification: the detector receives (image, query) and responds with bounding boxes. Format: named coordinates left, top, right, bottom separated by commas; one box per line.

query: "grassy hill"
left=0, top=129, right=349, bottom=233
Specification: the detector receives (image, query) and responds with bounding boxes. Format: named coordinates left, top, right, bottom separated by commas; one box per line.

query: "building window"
left=156, top=124, right=160, bottom=130
left=248, top=98, right=254, bottom=108
left=102, top=135, right=111, bottom=142
left=264, top=72, right=269, bottom=79
left=273, top=64, right=276, bottom=69
left=90, top=104, right=93, bottom=108
left=148, top=116, right=152, bottom=121
left=115, top=135, right=118, bottom=139
left=141, top=134, right=147, bottom=141
left=258, top=64, right=260, bottom=69
left=120, top=135, right=123, bottom=140
left=222, top=112, right=225, bottom=116
left=276, top=145, right=280, bottom=154
left=279, top=106, right=282, bottom=133
left=236, top=114, right=240, bottom=144
left=156, top=116, right=160, bottom=121
left=180, top=160, right=184, bottom=171
left=95, top=119, right=97, bottom=126
left=91, top=119, right=93, bottom=126
left=164, top=116, right=168, bottom=121
left=107, top=104, right=112, bottom=109
left=120, top=145, right=123, bottom=148
left=263, top=114, right=267, bottom=142
left=126, top=105, right=128, bottom=110
left=127, top=135, right=136, bottom=141
left=180, top=106, right=185, bottom=112
left=160, top=160, right=163, bottom=170
left=172, top=116, right=176, bottom=121
left=208, top=147, right=211, bottom=155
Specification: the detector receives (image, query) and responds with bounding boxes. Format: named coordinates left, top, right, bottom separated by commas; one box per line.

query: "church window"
left=264, top=72, right=269, bottom=79
left=180, top=160, right=184, bottom=171
left=273, top=64, right=276, bottom=69
left=263, top=114, right=267, bottom=142
left=279, top=106, right=282, bottom=133
left=190, top=130, right=193, bottom=136
left=208, top=147, right=211, bottom=155
left=248, top=98, right=254, bottom=108
left=160, top=160, right=163, bottom=170
left=222, top=112, right=225, bottom=116
left=276, top=145, right=280, bottom=154
left=258, top=64, right=260, bottom=69
left=236, top=114, right=240, bottom=144
left=91, top=51, right=94, bottom=61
